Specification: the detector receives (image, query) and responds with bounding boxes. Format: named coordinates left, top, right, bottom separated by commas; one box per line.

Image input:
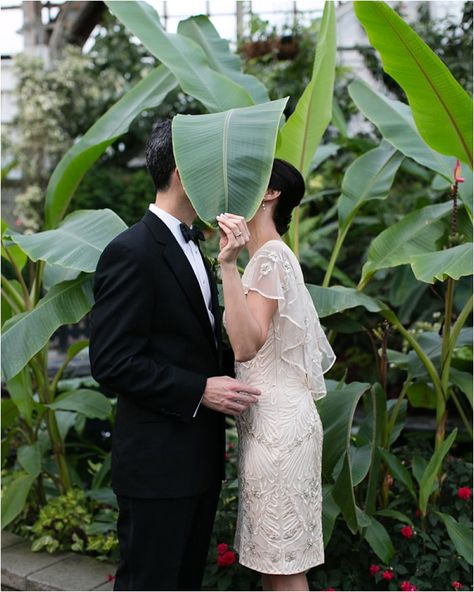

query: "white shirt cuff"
left=192, top=395, right=204, bottom=418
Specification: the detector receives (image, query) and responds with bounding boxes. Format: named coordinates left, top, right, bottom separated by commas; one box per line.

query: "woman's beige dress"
left=231, top=240, right=335, bottom=575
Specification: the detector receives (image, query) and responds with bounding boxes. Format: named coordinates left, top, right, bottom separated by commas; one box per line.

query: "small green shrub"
left=28, top=489, right=118, bottom=561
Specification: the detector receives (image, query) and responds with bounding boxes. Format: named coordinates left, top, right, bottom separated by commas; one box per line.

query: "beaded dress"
left=231, top=240, right=335, bottom=574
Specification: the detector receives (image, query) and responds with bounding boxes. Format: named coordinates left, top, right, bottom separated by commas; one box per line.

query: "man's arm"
left=89, top=240, right=206, bottom=422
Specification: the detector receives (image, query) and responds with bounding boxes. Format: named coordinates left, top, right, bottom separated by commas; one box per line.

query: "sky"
left=0, top=0, right=326, bottom=56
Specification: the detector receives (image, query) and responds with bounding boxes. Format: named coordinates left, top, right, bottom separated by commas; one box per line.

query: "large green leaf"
left=419, top=429, right=457, bottom=514
left=276, top=0, right=336, bottom=177
left=177, top=16, right=268, bottom=105
left=1, top=275, right=94, bottom=382
left=317, top=382, right=373, bottom=532
left=45, top=65, right=177, bottom=229
left=364, top=515, right=395, bottom=564
left=338, top=141, right=404, bottom=228
left=47, top=390, right=112, bottom=420
left=361, top=202, right=452, bottom=284
left=6, top=367, right=34, bottom=427
left=12, top=209, right=127, bottom=273
left=354, top=2, right=473, bottom=166
left=436, top=511, right=473, bottom=565
left=172, top=99, right=288, bottom=222
left=450, top=368, right=473, bottom=407
left=380, top=448, right=416, bottom=500
left=348, top=80, right=455, bottom=181
left=1, top=473, right=36, bottom=529
left=1, top=399, right=19, bottom=430
left=322, top=485, right=340, bottom=546
left=17, top=442, right=42, bottom=477
left=410, top=243, right=473, bottom=284
left=1, top=221, right=27, bottom=272
left=106, top=1, right=253, bottom=113
left=307, top=285, right=384, bottom=318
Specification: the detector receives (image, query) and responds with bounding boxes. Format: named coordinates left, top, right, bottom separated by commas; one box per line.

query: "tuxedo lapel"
left=201, top=252, right=223, bottom=363
left=142, top=211, right=217, bottom=350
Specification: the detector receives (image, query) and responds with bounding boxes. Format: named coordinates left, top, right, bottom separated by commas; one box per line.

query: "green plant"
left=2, top=2, right=472, bottom=580
left=24, top=488, right=119, bottom=560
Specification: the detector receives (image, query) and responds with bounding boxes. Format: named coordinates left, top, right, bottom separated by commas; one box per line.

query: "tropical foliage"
left=1, top=1, right=472, bottom=589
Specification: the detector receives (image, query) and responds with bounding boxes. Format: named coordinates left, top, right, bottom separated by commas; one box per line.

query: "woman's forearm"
left=220, top=262, right=264, bottom=362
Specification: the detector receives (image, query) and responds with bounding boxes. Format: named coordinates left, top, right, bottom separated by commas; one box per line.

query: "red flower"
left=457, top=486, right=471, bottom=500
left=452, top=582, right=463, bottom=590
left=382, top=570, right=395, bottom=580
left=454, top=160, right=465, bottom=184
left=369, top=564, right=380, bottom=576
left=217, top=550, right=237, bottom=567
left=401, top=582, right=417, bottom=591
left=217, top=543, right=229, bottom=555
left=106, top=575, right=116, bottom=582
left=401, top=525, right=413, bottom=538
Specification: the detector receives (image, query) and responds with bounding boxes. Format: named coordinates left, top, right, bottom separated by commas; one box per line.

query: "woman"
left=216, top=159, right=336, bottom=591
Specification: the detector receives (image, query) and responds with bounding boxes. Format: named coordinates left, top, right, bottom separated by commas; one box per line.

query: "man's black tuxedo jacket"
left=89, top=210, right=226, bottom=499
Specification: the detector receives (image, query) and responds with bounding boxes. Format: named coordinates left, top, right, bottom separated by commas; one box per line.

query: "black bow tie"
left=180, top=223, right=205, bottom=244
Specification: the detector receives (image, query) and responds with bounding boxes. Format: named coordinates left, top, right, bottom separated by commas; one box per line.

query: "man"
left=89, top=120, right=260, bottom=591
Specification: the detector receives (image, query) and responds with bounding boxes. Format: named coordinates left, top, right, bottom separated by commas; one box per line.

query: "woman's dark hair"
left=269, top=159, right=305, bottom=235
left=145, top=119, right=176, bottom=191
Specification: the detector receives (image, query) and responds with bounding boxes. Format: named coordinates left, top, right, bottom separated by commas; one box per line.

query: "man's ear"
left=171, top=167, right=183, bottom=188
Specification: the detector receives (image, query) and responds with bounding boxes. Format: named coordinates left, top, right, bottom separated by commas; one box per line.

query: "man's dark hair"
left=145, top=119, right=176, bottom=191
left=269, top=159, right=306, bottom=235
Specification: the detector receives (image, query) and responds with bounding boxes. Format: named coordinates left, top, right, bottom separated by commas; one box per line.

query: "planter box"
left=1, top=532, right=116, bottom=591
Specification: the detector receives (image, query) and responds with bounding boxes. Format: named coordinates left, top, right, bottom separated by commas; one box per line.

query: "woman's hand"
left=216, top=213, right=250, bottom=265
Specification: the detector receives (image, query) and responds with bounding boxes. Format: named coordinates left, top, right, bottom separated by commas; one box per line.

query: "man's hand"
left=201, top=376, right=261, bottom=416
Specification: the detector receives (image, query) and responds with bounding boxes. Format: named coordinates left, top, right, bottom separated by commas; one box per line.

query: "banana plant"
left=318, top=381, right=398, bottom=564
left=354, top=1, right=473, bottom=167
left=276, top=0, right=337, bottom=257
left=1, top=210, right=125, bottom=528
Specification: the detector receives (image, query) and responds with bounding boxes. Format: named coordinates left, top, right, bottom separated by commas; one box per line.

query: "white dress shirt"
left=148, top=204, right=215, bottom=330
left=148, top=204, right=214, bottom=418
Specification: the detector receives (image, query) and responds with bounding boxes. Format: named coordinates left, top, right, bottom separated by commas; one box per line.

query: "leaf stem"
left=1, top=274, right=25, bottom=312
left=1, top=238, right=31, bottom=308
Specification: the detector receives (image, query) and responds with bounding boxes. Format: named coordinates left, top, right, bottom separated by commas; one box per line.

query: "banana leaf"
left=436, top=511, right=473, bottom=565
left=361, top=202, right=452, bottom=284
left=177, top=15, right=269, bottom=105
left=410, top=243, right=473, bottom=283
left=338, top=141, right=404, bottom=228
left=1, top=473, right=37, bottom=529
left=348, top=80, right=455, bottom=181
left=317, top=382, right=374, bottom=533
left=354, top=1, right=473, bottom=166
left=1, top=275, right=94, bottom=382
left=172, top=99, right=288, bottom=222
left=307, top=284, right=384, bottom=318
left=47, top=389, right=112, bottom=420
left=106, top=1, right=253, bottom=112
left=45, top=65, right=177, bottom=229
left=419, top=429, right=457, bottom=514
left=12, top=209, right=127, bottom=273
left=17, top=442, right=42, bottom=477
left=276, top=0, right=336, bottom=177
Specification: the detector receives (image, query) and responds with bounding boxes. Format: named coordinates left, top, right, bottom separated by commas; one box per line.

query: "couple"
left=89, top=119, right=335, bottom=592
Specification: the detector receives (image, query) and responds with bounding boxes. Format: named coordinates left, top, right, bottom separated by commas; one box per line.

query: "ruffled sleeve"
left=242, top=243, right=336, bottom=400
